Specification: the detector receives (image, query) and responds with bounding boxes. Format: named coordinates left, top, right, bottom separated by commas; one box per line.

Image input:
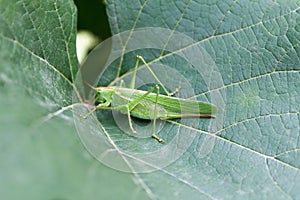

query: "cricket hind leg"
left=161, top=113, right=214, bottom=120
left=136, top=55, right=176, bottom=97
left=168, top=86, right=181, bottom=96
left=131, top=55, right=181, bottom=97
left=119, top=79, right=126, bottom=87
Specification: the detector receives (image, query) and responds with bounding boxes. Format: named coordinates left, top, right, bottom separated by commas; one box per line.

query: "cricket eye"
left=97, top=92, right=106, bottom=103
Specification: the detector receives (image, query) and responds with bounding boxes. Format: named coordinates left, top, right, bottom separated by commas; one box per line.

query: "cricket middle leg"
left=151, top=85, right=164, bottom=143
left=125, top=84, right=164, bottom=142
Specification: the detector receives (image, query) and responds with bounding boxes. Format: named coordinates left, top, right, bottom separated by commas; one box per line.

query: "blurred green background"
left=74, top=0, right=111, bottom=40
left=74, top=0, right=111, bottom=63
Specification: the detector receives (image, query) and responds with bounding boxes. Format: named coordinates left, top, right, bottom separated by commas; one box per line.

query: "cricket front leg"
left=81, top=106, right=97, bottom=119
left=81, top=102, right=111, bottom=119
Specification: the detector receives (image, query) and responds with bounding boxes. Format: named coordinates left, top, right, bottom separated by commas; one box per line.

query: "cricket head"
left=94, top=86, right=115, bottom=106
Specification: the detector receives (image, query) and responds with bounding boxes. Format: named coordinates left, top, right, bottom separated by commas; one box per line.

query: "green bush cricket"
left=83, top=55, right=217, bottom=142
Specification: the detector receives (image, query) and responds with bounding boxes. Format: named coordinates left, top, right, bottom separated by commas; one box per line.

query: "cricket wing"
left=129, top=99, right=168, bottom=120
left=112, top=88, right=168, bottom=120
left=145, top=93, right=218, bottom=115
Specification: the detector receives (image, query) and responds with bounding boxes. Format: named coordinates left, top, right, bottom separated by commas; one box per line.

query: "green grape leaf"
left=103, top=0, right=300, bottom=199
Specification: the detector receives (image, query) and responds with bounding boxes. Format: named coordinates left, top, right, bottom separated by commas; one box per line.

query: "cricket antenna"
left=82, top=81, right=98, bottom=104
left=84, top=81, right=97, bottom=91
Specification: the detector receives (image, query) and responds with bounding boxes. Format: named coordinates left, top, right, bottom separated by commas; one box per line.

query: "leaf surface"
left=104, top=0, right=300, bottom=199
left=0, top=1, right=148, bottom=199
